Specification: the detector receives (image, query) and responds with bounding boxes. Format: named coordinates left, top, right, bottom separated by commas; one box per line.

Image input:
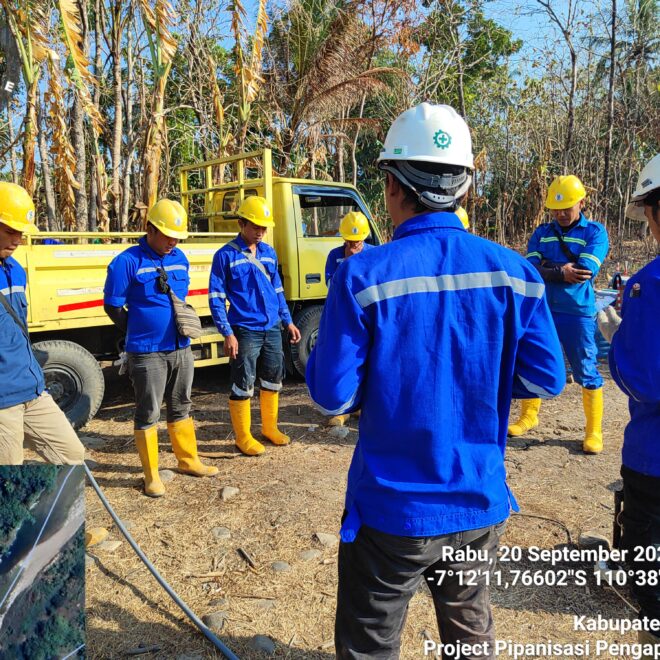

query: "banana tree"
left=231, top=0, right=268, bottom=153
left=138, top=0, right=178, bottom=210
left=57, top=0, right=109, bottom=230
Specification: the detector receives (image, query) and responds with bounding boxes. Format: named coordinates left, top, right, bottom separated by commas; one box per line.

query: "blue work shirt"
left=609, top=256, right=660, bottom=477
left=104, top=236, right=191, bottom=353
left=525, top=214, right=609, bottom=316
left=325, top=243, right=375, bottom=285
left=0, top=256, right=45, bottom=408
left=307, top=211, right=565, bottom=541
left=208, top=234, right=292, bottom=336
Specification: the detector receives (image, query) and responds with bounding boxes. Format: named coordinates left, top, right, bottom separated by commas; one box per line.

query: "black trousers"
left=335, top=521, right=506, bottom=659
left=621, top=465, right=660, bottom=625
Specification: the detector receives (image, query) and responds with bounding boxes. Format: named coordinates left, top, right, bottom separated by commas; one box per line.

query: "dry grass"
left=79, top=362, right=640, bottom=659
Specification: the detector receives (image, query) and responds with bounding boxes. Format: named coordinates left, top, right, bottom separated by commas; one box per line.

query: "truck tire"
left=32, top=340, right=105, bottom=430
left=290, top=305, right=324, bottom=379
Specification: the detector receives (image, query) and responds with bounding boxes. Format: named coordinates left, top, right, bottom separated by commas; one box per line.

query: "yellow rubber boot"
left=260, top=389, right=290, bottom=446
left=168, top=417, right=219, bottom=476
left=229, top=399, right=265, bottom=456
left=582, top=387, right=604, bottom=454
left=507, top=399, right=541, bottom=437
left=134, top=427, right=165, bottom=497
left=328, top=414, right=350, bottom=427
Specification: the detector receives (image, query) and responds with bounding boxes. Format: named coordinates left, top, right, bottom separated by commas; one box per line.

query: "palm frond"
left=246, top=0, right=268, bottom=104
left=56, top=0, right=104, bottom=135
left=139, top=0, right=177, bottom=65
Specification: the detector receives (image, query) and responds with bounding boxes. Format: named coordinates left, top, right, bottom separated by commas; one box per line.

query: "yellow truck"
left=19, top=149, right=382, bottom=428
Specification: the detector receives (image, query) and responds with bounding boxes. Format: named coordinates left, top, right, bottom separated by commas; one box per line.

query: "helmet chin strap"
left=380, top=162, right=472, bottom=211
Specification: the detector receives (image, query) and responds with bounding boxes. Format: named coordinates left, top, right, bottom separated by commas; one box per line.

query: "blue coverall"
left=307, top=210, right=564, bottom=655
left=325, top=242, right=374, bottom=286
left=609, top=256, right=660, bottom=627
left=525, top=213, right=609, bottom=387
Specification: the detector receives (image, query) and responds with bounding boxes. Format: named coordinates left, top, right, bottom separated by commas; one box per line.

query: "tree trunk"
left=72, top=0, right=89, bottom=231
left=602, top=0, right=617, bottom=199
left=22, top=79, right=39, bottom=196
left=7, top=104, right=18, bottom=184
left=37, top=99, right=57, bottom=230
left=120, top=21, right=134, bottom=231
left=351, top=94, right=366, bottom=187
left=564, top=41, right=577, bottom=170
left=142, top=73, right=167, bottom=210
left=71, top=94, right=89, bottom=231
left=88, top=0, right=103, bottom=231
left=111, top=0, right=123, bottom=231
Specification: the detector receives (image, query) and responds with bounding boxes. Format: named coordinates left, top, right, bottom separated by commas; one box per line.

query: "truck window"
left=222, top=189, right=258, bottom=213
left=299, top=194, right=360, bottom=238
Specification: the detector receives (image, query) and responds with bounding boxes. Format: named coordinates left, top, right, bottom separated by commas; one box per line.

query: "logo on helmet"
left=352, top=227, right=358, bottom=234
left=27, top=210, right=34, bottom=222
left=264, top=208, right=270, bottom=217
left=174, top=217, right=182, bottom=226
left=555, top=194, right=563, bottom=201
left=433, top=130, right=452, bottom=149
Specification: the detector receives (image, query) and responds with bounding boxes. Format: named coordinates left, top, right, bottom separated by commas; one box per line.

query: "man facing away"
left=307, top=103, right=565, bottom=658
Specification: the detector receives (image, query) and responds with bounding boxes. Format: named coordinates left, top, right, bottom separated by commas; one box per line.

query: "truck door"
left=292, top=185, right=379, bottom=300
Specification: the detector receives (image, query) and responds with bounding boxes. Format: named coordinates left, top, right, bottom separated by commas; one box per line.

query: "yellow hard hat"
left=147, top=199, right=189, bottom=239
left=545, top=175, right=586, bottom=210
left=236, top=196, right=275, bottom=228
left=455, top=206, right=469, bottom=229
left=0, top=182, right=39, bottom=234
left=339, top=211, right=370, bottom=241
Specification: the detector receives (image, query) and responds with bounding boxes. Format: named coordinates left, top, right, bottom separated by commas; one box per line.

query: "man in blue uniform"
left=306, top=103, right=565, bottom=658
left=508, top=175, right=610, bottom=454
left=325, top=211, right=374, bottom=286
left=599, top=154, right=660, bottom=650
left=209, top=196, right=301, bottom=456
left=324, top=211, right=374, bottom=427
left=0, top=182, right=84, bottom=464
left=104, top=199, right=218, bottom=497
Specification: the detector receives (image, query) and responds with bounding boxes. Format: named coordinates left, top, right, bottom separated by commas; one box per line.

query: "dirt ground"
left=79, top=354, right=647, bottom=660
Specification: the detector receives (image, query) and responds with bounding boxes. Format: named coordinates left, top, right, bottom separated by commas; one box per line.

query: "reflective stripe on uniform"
left=0, top=285, right=25, bottom=295
left=230, top=258, right=249, bottom=268
left=312, top=390, right=359, bottom=417
left=580, top=253, right=602, bottom=268
left=209, top=291, right=226, bottom=299
left=354, top=271, right=545, bottom=309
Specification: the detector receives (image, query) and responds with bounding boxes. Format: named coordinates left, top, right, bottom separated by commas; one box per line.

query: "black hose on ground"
left=83, top=463, right=240, bottom=660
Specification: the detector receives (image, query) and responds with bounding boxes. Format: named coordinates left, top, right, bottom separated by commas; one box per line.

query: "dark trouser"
left=621, top=465, right=660, bottom=626
left=127, top=347, right=193, bottom=429
left=230, top=326, right=284, bottom=399
left=336, top=521, right=506, bottom=659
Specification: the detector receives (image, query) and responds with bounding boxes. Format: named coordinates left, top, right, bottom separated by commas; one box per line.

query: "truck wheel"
left=290, top=305, right=324, bottom=379
left=32, top=340, right=105, bottom=430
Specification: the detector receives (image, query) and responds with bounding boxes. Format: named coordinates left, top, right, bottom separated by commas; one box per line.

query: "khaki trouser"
left=0, top=392, right=85, bottom=465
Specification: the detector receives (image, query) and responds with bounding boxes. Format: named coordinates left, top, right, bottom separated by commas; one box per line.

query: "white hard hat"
left=626, top=154, right=660, bottom=221
left=377, top=103, right=474, bottom=211
left=378, top=102, right=474, bottom=169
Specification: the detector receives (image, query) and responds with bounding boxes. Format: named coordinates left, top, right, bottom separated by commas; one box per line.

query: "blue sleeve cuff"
left=104, top=296, right=126, bottom=307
